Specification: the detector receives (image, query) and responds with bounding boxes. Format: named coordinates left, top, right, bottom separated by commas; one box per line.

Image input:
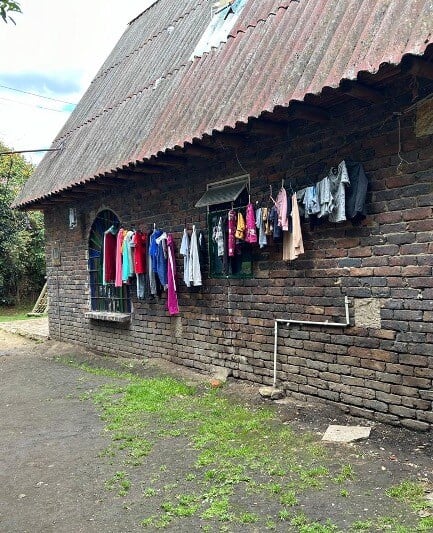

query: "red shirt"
left=132, top=231, right=147, bottom=274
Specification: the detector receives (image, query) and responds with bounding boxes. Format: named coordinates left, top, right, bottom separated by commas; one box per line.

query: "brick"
left=400, top=419, right=429, bottom=432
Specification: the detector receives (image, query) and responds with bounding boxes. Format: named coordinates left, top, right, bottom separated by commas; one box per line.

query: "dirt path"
left=0, top=332, right=144, bottom=532
left=1, top=331, right=433, bottom=532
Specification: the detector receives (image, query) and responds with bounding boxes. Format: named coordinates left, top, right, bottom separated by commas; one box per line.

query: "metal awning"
left=195, top=175, right=249, bottom=208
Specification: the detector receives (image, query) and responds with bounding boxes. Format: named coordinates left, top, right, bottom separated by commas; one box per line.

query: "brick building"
left=15, top=1, right=433, bottom=430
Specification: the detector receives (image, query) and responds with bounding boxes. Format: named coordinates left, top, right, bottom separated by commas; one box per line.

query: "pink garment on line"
left=166, top=234, right=179, bottom=315
left=275, top=187, right=288, bottom=231
left=115, top=229, right=125, bottom=287
left=245, top=203, right=257, bottom=244
left=228, top=209, right=236, bottom=256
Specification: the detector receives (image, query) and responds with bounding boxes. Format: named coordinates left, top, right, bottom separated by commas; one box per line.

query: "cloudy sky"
left=0, top=0, right=155, bottom=163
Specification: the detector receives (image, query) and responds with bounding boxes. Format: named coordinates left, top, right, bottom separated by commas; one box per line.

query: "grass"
left=62, top=358, right=433, bottom=532
left=0, top=306, right=36, bottom=322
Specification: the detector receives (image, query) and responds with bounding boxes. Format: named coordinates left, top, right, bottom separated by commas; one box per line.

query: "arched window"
left=88, top=209, right=130, bottom=313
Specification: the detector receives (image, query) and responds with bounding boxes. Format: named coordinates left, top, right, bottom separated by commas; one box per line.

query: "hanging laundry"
left=345, top=161, right=368, bottom=223
left=275, top=186, right=289, bottom=231
left=148, top=230, right=157, bottom=296
left=166, top=234, right=179, bottom=315
left=180, top=228, right=191, bottom=287
left=132, top=230, right=147, bottom=299
left=245, top=203, right=257, bottom=244
left=212, top=216, right=225, bottom=256
left=155, top=232, right=168, bottom=287
left=235, top=211, right=246, bottom=239
left=132, top=230, right=146, bottom=275
left=328, top=160, right=350, bottom=223
left=262, top=207, right=272, bottom=236
left=189, top=225, right=202, bottom=286
left=122, top=230, right=135, bottom=282
left=227, top=209, right=237, bottom=257
left=103, top=225, right=118, bottom=285
left=303, top=185, right=320, bottom=218
left=283, top=193, right=304, bottom=261
left=115, top=228, right=126, bottom=287
left=255, top=207, right=267, bottom=248
left=268, top=205, right=282, bottom=241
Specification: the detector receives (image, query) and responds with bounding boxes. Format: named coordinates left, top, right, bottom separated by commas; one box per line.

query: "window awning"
left=195, top=175, right=249, bottom=208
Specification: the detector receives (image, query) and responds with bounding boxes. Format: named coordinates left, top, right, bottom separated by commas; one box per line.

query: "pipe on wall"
left=273, top=296, right=350, bottom=388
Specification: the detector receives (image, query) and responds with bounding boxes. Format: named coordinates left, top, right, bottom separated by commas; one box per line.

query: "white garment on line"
left=180, top=228, right=191, bottom=287
left=188, top=225, right=202, bottom=286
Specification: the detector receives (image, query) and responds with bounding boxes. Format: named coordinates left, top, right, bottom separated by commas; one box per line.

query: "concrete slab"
left=322, top=424, right=371, bottom=443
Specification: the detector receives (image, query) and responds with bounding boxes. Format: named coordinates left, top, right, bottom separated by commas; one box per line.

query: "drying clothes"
left=155, top=232, right=168, bottom=287
left=227, top=209, right=237, bottom=257
left=103, top=226, right=117, bottom=285
left=115, top=228, right=126, bottom=287
left=136, top=273, right=146, bottom=299
left=179, top=228, right=191, bottom=287
left=268, top=205, right=282, bottom=241
left=148, top=232, right=157, bottom=296
left=345, top=161, right=368, bottom=222
left=303, top=185, right=320, bottom=218
left=122, top=230, right=135, bottom=282
left=189, top=225, right=202, bottom=286
left=166, top=234, right=179, bottom=315
left=212, top=217, right=225, bottom=257
left=235, top=211, right=246, bottom=239
left=275, top=187, right=289, bottom=231
left=316, top=176, right=333, bottom=218
left=262, top=207, right=272, bottom=236
left=255, top=207, right=267, bottom=248
left=328, top=160, right=350, bottom=223
left=283, top=193, right=304, bottom=261
left=132, top=231, right=147, bottom=274
left=245, top=203, right=258, bottom=244
left=149, top=229, right=163, bottom=272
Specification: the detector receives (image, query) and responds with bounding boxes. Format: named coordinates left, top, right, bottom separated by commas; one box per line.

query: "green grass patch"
left=386, top=480, right=429, bottom=511
left=67, top=360, right=427, bottom=533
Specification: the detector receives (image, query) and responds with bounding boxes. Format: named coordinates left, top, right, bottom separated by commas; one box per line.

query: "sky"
left=0, top=0, right=156, bottom=164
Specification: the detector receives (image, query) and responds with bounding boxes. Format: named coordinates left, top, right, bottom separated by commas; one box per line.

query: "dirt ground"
left=1, top=328, right=433, bottom=532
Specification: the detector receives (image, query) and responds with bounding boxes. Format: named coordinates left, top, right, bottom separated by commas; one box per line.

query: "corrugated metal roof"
left=15, top=0, right=433, bottom=207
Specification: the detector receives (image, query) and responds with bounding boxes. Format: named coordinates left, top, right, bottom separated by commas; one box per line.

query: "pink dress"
left=245, top=203, right=257, bottom=244
left=115, top=229, right=125, bottom=287
left=166, top=234, right=179, bottom=315
left=227, top=209, right=236, bottom=256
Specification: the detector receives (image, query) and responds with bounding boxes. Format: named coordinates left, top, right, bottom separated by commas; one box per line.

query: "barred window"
left=88, top=209, right=130, bottom=313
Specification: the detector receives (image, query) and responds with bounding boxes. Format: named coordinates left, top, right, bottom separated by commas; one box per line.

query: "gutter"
left=273, top=296, right=350, bottom=388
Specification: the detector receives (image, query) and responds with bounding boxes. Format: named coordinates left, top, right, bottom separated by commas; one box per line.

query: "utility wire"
left=0, top=96, right=68, bottom=113
left=0, top=84, right=76, bottom=105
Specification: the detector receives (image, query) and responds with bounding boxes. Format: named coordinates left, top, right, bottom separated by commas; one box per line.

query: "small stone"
left=210, top=366, right=230, bottom=383
left=210, top=379, right=222, bottom=389
left=259, top=386, right=274, bottom=398
left=322, top=425, right=371, bottom=443
left=270, top=388, right=284, bottom=400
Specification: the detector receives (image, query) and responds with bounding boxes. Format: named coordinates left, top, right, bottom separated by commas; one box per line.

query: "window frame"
left=88, top=209, right=131, bottom=315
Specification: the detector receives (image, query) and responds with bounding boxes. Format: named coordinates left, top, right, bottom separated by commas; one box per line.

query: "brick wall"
left=44, top=79, right=433, bottom=430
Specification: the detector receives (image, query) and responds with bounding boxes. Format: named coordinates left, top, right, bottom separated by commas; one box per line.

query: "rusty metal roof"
left=15, top=0, right=433, bottom=207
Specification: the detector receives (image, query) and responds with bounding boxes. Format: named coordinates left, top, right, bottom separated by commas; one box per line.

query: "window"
left=190, top=0, right=248, bottom=59
left=88, top=209, right=131, bottom=313
left=196, top=175, right=253, bottom=279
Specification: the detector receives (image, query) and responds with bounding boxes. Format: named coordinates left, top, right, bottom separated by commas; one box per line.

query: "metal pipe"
left=272, top=296, right=350, bottom=388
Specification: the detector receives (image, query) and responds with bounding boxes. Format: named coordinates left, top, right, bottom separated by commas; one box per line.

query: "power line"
left=0, top=148, right=63, bottom=157
left=0, top=84, right=76, bottom=105
left=0, top=96, right=67, bottom=113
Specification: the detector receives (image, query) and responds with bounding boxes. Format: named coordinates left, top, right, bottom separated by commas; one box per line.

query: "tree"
left=0, top=142, right=45, bottom=305
left=1, top=0, right=21, bottom=24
